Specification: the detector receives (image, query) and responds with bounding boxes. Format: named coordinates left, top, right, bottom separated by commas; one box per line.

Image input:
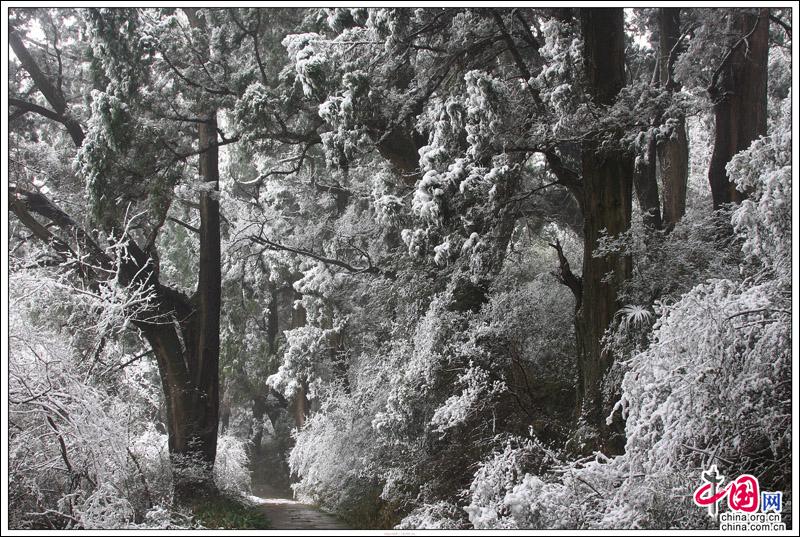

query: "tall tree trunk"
left=146, top=114, right=222, bottom=503
left=250, top=394, right=268, bottom=459
left=633, top=130, right=662, bottom=229
left=162, top=9, right=222, bottom=502
left=9, top=9, right=224, bottom=506
left=575, top=8, right=632, bottom=451
left=707, top=8, right=769, bottom=209
left=173, top=113, right=222, bottom=501
left=657, top=8, right=689, bottom=227
left=657, top=117, right=688, bottom=226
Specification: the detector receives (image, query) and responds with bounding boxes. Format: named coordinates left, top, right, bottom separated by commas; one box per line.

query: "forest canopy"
left=5, top=5, right=794, bottom=532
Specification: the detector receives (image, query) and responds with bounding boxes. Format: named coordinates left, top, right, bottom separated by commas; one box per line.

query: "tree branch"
left=9, top=97, right=63, bottom=123
left=160, top=46, right=238, bottom=97
left=108, top=350, right=155, bottom=373
left=549, top=238, right=582, bottom=311
left=9, top=30, right=67, bottom=112
left=512, top=9, right=541, bottom=50
left=126, top=447, right=154, bottom=508
left=544, top=150, right=583, bottom=201
left=229, top=9, right=269, bottom=86
left=45, top=415, right=73, bottom=474
left=237, top=141, right=317, bottom=186
left=9, top=31, right=85, bottom=146
left=8, top=185, right=183, bottom=315
left=249, top=234, right=394, bottom=279
left=168, top=216, right=200, bottom=234
left=170, top=134, right=241, bottom=162
left=490, top=12, right=583, bottom=200
left=707, top=11, right=767, bottom=99
left=769, top=14, right=791, bottom=38
left=9, top=193, right=79, bottom=265
left=9, top=185, right=110, bottom=275
left=491, top=10, right=543, bottom=107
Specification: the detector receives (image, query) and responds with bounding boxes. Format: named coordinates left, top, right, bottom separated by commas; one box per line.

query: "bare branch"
left=9, top=186, right=110, bottom=270
left=167, top=216, right=200, bottom=234
left=8, top=96, right=85, bottom=147
left=249, top=234, right=394, bottom=279
left=238, top=142, right=317, bottom=186
left=707, top=11, right=767, bottom=99
left=45, top=415, right=73, bottom=474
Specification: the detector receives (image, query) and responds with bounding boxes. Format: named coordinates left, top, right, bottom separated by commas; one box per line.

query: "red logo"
left=693, top=465, right=760, bottom=517
left=726, top=475, right=759, bottom=512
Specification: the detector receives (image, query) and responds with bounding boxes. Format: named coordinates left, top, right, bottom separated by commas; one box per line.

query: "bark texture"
left=633, top=130, right=662, bottom=229
left=9, top=10, right=224, bottom=505
left=657, top=8, right=689, bottom=227
left=166, top=113, right=222, bottom=501
left=575, top=8, right=633, bottom=450
left=707, top=8, right=769, bottom=209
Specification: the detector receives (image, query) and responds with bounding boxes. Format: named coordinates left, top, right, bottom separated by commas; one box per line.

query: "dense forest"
left=6, top=6, right=794, bottom=531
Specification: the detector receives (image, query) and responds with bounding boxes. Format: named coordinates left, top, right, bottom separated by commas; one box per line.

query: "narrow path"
left=250, top=482, right=349, bottom=530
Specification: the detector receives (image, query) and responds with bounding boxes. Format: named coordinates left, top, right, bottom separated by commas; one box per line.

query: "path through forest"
left=251, top=482, right=349, bottom=530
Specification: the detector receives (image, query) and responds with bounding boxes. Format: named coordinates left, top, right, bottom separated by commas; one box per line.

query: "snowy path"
left=250, top=483, right=349, bottom=530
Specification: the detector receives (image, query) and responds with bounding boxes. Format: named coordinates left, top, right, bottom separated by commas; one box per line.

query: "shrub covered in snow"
left=214, top=435, right=253, bottom=496
left=462, top=96, right=792, bottom=530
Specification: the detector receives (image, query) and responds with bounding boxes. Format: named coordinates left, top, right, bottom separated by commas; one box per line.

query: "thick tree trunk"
left=10, top=8, right=223, bottom=507
left=174, top=114, right=222, bottom=501
left=577, top=152, right=632, bottom=440
left=633, top=130, right=662, bottom=229
left=144, top=319, right=219, bottom=502
left=575, top=9, right=632, bottom=451
left=707, top=8, right=769, bottom=209
left=145, top=113, right=222, bottom=504
left=657, top=8, right=689, bottom=227
left=657, top=116, right=688, bottom=226
left=290, top=383, right=309, bottom=429
left=162, top=9, right=223, bottom=502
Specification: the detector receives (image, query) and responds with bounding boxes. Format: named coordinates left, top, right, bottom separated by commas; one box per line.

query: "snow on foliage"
left=213, top=435, right=252, bottom=496
left=318, top=70, right=371, bottom=168
left=8, top=6, right=793, bottom=532
left=463, top=94, right=792, bottom=530
left=430, top=362, right=506, bottom=434
left=8, top=270, right=252, bottom=529
left=729, top=93, right=792, bottom=278
left=282, top=33, right=327, bottom=98
left=396, top=501, right=465, bottom=529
